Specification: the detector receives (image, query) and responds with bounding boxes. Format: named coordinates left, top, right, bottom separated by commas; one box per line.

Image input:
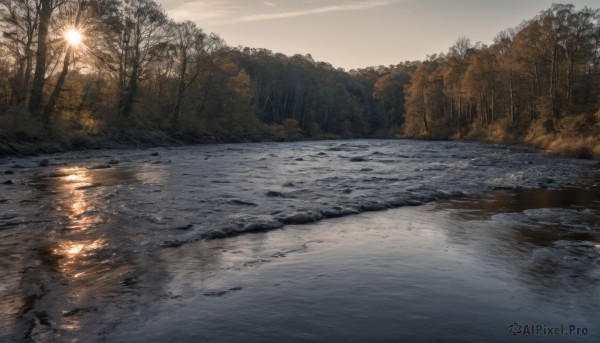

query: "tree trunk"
left=421, top=86, right=428, bottom=134
left=550, top=43, right=559, bottom=119
left=28, top=0, right=53, bottom=116
left=458, top=96, right=463, bottom=127
left=20, top=47, right=34, bottom=105
left=533, top=62, right=541, bottom=96
left=550, top=44, right=556, bottom=98
left=567, top=60, right=574, bottom=104
left=531, top=80, right=537, bottom=121
left=120, top=66, right=138, bottom=117
left=449, top=97, right=454, bottom=124
left=41, top=47, right=72, bottom=126
left=509, top=71, right=514, bottom=123
left=13, top=52, right=26, bottom=105
left=491, top=90, right=495, bottom=123
left=173, top=55, right=187, bottom=123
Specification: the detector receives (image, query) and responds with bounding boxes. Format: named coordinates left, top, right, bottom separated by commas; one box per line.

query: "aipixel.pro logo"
left=509, top=322, right=589, bottom=336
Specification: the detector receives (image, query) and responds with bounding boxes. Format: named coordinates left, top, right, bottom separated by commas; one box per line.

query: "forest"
left=0, top=1, right=599, bottom=157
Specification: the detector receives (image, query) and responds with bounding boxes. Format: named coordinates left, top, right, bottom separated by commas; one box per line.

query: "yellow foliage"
left=269, top=119, right=303, bottom=141
left=524, top=114, right=600, bottom=159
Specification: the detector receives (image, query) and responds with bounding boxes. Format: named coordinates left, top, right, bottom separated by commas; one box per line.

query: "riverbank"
left=481, top=116, right=600, bottom=160
left=0, top=127, right=259, bottom=157
left=401, top=112, right=600, bottom=160
left=1, top=123, right=599, bottom=161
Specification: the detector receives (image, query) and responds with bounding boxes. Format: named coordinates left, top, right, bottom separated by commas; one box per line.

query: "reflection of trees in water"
left=435, top=184, right=600, bottom=314
left=0, top=165, right=169, bottom=341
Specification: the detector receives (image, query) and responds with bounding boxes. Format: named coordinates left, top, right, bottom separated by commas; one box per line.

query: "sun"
left=65, top=29, right=82, bottom=47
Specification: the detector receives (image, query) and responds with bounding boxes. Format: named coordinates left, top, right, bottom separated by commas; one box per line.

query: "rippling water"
left=0, top=140, right=598, bottom=342
left=109, top=190, right=600, bottom=343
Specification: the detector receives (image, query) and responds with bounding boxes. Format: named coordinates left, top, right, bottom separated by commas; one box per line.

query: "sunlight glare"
left=65, top=29, right=82, bottom=47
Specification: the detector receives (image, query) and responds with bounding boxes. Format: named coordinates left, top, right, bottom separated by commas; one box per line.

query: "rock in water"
left=63, top=308, right=81, bottom=317
left=174, top=224, right=194, bottom=231
left=87, top=164, right=112, bottom=170
left=230, top=199, right=258, bottom=206
left=350, top=156, right=368, bottom=162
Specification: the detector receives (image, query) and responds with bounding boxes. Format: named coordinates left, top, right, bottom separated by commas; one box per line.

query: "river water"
left=0, top=140, right=598, bottom=342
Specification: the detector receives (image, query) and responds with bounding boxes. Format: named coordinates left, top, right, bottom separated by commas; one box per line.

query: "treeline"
left=401, top=4, right=600, bottom=157
left=0, top=0, right=413, bottom=148
left=0, top=1, right=599, bottom=156
left=233, top=50, right=417, bottom=139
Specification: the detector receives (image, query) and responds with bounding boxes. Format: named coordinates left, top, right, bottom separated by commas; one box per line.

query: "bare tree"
left=0, top=0, right=40, bottom=105
left=28, top=0, right=66, bottom=116
left=93, top=0, right=168, bottom=117
left=170, top=20, right=205, bottom=123
left=41, top=0, right=85, bottom=125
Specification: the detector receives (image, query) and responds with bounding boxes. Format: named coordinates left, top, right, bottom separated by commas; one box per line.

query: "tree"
left=494, top=29, right=517, bottom=122
left=41, top=0, right=85, bottom=125
left=93, top=0, right=168, bottom=117
left=28, top=0, right=66, bottom=116
left=405, top=59, right=444, bottom=135
left=372, top=66, right=411, bottom=130
left=170, top=20, right=205, bottom=123
left=0, top=0, right=40, bottom=106
left=561, top=7, right=599, bottom=104
left=463, top=49, right=499, bottom=125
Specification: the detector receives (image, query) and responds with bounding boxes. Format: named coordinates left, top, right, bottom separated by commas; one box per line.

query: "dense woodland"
left=0, top=1, right=599, bottom=157
left=403, top=4, right=600, bottom=158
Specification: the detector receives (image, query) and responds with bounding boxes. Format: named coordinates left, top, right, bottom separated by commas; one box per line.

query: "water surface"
left=109, top=186, right=600, bottom=342
left=0, top=140, right=598, bottom=342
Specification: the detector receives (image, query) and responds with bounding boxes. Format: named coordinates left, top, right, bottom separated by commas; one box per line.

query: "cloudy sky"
left=156, top=0, right=599, bottom=70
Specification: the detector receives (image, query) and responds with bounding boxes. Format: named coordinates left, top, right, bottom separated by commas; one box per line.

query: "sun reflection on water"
left=53, top=239, right=107, bottom=276
left=45, top=167, right=109, bottom=334
left=51, top=167, right=109, bottom=273
left=65, top=174, right=85, bottom=182
left=67, top=244, right=84, bottom=256
left=2, top=163, right=155, bottom=339
left=56, top=167, right=104, bottom=231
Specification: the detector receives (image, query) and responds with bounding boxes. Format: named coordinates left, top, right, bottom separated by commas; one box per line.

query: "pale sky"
left=157, top=0, right=599, bottom=70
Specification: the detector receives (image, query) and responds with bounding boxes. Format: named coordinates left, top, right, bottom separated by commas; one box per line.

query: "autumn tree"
left=463, top=49, right=499, bottom=125
left=372, top=65, right=411, bottom=131
left=405, top=58, right=444, bottom=135
left=493, top=30, right=518, bottom=122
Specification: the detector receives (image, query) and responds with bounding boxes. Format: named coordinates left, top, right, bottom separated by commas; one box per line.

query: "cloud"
left=161, top=0, right=242, bottom=22
left=237, top=0, right=399, bottom=22
left=159, top=0, right=401, bottom=26
left=259, top=0, right=278, bottom=7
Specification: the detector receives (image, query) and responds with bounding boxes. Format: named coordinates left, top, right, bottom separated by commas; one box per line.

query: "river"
left=0, top=140, right=598, bottom=342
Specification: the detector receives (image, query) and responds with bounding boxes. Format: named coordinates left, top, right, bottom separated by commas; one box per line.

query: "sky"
left=156, top=0, right=599, bottom=70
